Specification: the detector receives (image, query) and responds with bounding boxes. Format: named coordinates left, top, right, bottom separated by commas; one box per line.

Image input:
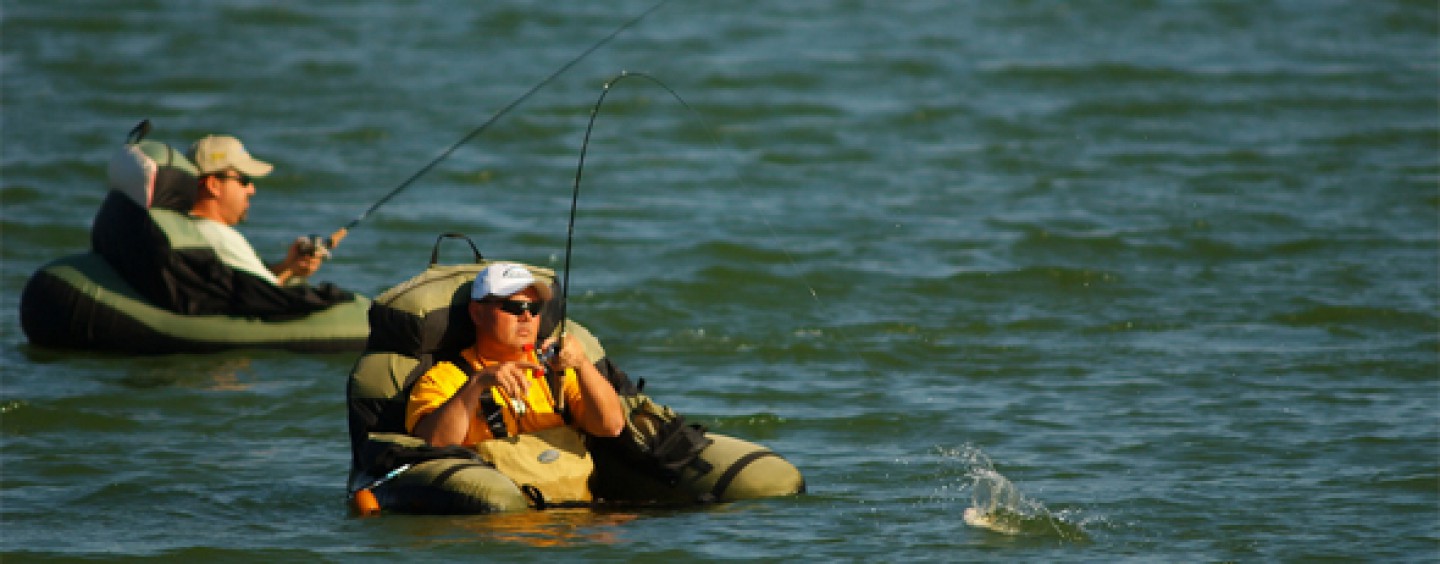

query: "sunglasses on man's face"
left=213, top=172, right=253, bottom=186
left=488, top=298, right=545, bottom=317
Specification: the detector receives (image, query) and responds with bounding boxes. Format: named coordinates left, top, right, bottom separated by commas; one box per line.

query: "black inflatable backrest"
left=106, top=139, right=200, bottom=212
left=365, top=265, right=486, bottom=356
left=92, top=140, right=217, bottom=312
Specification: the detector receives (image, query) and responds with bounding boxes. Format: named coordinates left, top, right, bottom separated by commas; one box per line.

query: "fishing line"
left=550, top=71, right=692, bottom=354
left=548, top=71, right=842, bottom=369
left=314, top=0, right=673, bottom=253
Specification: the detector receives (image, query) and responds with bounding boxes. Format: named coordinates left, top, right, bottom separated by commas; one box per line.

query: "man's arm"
left=552, top=334, right=625, bottom=437
left=411, top=360, right=543, bottom=446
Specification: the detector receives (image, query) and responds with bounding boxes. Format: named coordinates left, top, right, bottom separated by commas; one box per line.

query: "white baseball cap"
left=471, top=263, right=553, bottom=301
left=187, top=134, right=274, bottom=177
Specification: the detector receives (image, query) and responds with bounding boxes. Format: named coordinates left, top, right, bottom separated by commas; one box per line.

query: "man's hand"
left=472, top=360, right=543, bottom=404
left=273, top=237, right=328, bottom=284
left=540, top=333, right=592, bottom=372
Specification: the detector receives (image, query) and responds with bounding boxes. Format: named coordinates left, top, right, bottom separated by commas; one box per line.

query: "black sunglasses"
left=486, top=298, right=545, bottom=317
left=213, top=172, right=253, bottom=185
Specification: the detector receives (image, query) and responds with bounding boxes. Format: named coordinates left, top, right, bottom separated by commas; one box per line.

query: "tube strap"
left=709, top=450, right=781, bottom=501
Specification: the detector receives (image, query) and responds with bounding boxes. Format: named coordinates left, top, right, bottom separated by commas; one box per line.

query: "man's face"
left=472, top=287, right=544, bottom=351
left=209, top=171, right=254, bottom=225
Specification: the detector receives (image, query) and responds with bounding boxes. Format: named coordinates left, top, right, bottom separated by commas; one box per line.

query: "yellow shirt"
left=404, top=347, right=590, bottom=446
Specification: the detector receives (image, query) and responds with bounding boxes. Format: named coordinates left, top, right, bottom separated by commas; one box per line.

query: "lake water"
left=3, top=0, right=1437, bottom=561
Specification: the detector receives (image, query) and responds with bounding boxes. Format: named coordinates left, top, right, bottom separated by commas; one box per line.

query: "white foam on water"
left=940, top=444, right=1094, bottom=542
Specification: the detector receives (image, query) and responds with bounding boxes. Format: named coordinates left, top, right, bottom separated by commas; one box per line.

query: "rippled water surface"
left=3, top=0, right=1437, bottom=561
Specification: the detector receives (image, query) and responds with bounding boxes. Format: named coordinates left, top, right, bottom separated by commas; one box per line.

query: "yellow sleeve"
left=404, top=361, right=469, bottom=434
left=559, top=367, right=591, bottom=426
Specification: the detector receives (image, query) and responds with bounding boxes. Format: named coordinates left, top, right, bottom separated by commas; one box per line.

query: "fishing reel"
left=536, top=342, right=560, bottom=368
left=294, top=234, right=333, bottom=258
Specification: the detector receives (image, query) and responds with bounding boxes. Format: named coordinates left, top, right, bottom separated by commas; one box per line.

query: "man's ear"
left=468, top=300, right=484, bottom=326
left=196, top=176, right=220, bottom=199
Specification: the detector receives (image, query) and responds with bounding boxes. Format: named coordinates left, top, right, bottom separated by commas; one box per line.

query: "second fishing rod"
left=289, top=0, right=671, bottom=264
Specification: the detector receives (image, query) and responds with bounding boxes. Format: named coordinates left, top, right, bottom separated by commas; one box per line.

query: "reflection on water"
left=113, top=356, right=255, bottom=392
left=417, top=509, right=641, bottom=548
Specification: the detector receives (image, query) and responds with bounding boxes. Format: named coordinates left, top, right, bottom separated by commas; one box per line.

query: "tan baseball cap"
left=187, top=134, right=274, bottom=177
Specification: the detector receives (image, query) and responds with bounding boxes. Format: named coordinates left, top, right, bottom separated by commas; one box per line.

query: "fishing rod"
left=544, top=71, right=838, bottom=375
left=540, top=66, right=860, bottom=404
left=545, top=71, right=703, bottom=360
left=299, top=0, right=673, bottom=258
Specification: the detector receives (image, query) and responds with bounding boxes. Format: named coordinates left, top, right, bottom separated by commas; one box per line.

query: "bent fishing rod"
left=298, top=0, right=672, bottom=257
left=547, top=74, right=845, bottom=378
left=543, top=71, right=701, bottom=361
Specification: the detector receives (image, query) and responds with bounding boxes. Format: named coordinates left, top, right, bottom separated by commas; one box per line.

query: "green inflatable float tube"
left=21, top=125, right=368, bottom=354
left=346, top=234, right=804, bottom=514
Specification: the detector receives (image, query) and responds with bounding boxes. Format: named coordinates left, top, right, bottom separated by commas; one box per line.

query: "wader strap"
left=448, top=348, right=570, bottom=438
left=450, top=354, right=510, bottom=439
left=709, top=450, right=782, bottom=501
left=478, top=396, right=508, bottom=439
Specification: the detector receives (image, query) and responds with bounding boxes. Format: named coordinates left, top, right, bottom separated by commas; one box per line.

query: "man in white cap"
left=407, top=263, right=624, bottom=448
left=188, top=134, right=325, bottom=286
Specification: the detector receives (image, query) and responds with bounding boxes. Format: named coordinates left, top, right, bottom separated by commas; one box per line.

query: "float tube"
left=22, top=251, right=369, bottom=354
left=19, top=124, right=369, bottom=354
left=346, top=235, right=804, bottom=514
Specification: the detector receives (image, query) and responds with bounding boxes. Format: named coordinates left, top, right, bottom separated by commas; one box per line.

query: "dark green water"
left=3, top=0, right=1437, bottom=561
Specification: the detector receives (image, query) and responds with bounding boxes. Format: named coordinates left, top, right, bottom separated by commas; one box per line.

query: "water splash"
left=941, top=445, right=1094, bottom=543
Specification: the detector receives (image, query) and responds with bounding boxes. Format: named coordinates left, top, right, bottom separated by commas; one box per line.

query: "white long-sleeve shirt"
left=190, top=217, right=280, bottom=285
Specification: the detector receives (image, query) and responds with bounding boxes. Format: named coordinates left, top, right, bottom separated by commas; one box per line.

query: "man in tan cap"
left=188, top=134, right=324, bottom=286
